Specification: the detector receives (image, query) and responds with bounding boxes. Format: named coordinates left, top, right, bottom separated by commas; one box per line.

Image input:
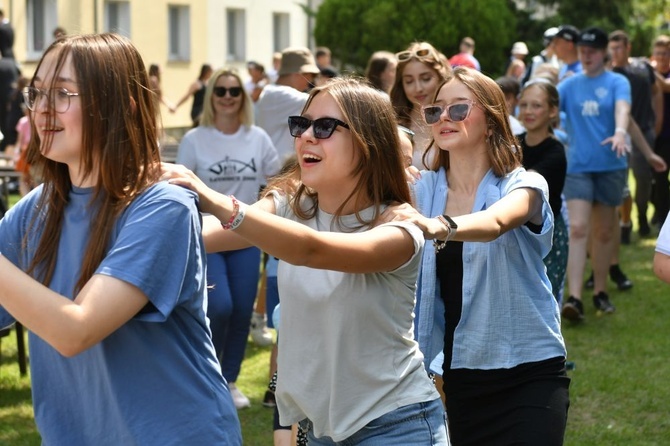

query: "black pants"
left=444, top=358, right=570, bottom=446
left=652, top=136, right=670, bottom=226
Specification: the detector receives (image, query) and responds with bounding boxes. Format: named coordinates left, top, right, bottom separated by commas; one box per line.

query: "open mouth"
left=302, top=154, right=322, bottom=164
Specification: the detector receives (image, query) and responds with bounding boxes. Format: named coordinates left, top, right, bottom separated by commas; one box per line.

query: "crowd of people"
left=1, top=17, right=670, bottom=446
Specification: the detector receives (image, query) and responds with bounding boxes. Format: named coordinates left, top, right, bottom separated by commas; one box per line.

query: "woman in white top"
left=176, top=68, right=280, bottom=408
left=165, top=77, right=448, bottom=445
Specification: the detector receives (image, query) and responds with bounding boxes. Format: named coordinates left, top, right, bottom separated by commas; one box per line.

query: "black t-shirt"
left=519, top=133, right=567, bottom=217
left=613, top=60, right=656, bottom=132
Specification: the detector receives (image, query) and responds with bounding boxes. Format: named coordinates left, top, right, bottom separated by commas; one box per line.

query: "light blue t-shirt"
left=558, top=60, right=582, bottom=82
left=0, top=182, right=242, bottom=445
left=558, top=70, right=631, bottom=174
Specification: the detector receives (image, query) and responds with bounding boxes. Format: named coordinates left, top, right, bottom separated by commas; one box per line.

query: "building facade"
left=0, top=0, right=314, bottom=130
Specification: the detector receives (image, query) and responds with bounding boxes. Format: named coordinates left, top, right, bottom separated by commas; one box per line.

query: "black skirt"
left=443, top=357, right=570, bottom=446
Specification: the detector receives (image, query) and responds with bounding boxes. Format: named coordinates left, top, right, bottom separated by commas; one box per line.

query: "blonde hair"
left=199, top=68, right=254, bottom=128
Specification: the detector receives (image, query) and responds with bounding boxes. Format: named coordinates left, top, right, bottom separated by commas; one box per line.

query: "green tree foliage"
left=532, top=0, right=667, bottom=55
left=314, top=0, right=518, bottom=76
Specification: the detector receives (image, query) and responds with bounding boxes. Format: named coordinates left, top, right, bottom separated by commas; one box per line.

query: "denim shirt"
left=413, top=167, right=566, bottom=372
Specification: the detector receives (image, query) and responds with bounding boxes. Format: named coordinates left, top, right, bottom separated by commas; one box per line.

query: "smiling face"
left=212, top=74, right=243, bottom=120
left=429, top=79, right=489, bottom=154
left=294, top=92, right=358, bottom=197
left=32, top=49, right=85, bottom=178
left=518, top=84, right=557, bottom=133
left=401, top=60, right=441, bottom=108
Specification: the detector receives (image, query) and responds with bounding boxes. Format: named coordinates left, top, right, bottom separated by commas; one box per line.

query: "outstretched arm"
left=0, top=256, right=148, bottom=357
left=174, top=81, right=199, bottom=109
left=653, top=252, right=670, bottom=284
left=382, top=187, right=544, bottom=243
left=164, top=164, right=416, bottom=273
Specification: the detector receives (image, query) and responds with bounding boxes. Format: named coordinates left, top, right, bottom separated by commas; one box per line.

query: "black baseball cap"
left=577, top=27, right=608, bottom=49
left=554, top=25, right=580, bottom=43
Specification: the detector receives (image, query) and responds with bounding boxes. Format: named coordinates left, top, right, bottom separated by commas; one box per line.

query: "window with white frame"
left=26, top=0, right=57, bottom=59
left=168, top=5, right=190, bottom=61
left=273, top=13, right=290, bottom=53
left=226, top=9, right=246, bottom=62
left=104, top=1, right=131, bottom=37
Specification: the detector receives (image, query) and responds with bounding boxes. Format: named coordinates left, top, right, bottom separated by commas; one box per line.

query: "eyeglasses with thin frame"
left=395, top=48, right=435, bottom=62
left=213, top=86, right=243, bottom=98
left=422, top=100, right=478, bottom=125
left=288, top=116, right=350, bottom=139
left=22, top=86, right=81, bottom=114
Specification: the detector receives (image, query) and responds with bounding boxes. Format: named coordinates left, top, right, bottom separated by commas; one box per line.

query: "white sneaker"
left=249, top=312, right=274, bottom=347
left=228, top=382, right=251, bottom=409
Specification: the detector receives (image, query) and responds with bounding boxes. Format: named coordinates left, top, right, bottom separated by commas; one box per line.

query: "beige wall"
left=0, top=0, right=313, bottom=133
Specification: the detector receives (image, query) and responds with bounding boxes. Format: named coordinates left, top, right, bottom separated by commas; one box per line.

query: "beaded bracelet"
left=221, top=196, right=240, bottom=230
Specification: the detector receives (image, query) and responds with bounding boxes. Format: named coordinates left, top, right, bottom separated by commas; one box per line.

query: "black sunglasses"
left=288, top=116, right=350, bottom=139
left=213, top=86, right=243, bottom=98
left=422, top=100, right=477, bottom=125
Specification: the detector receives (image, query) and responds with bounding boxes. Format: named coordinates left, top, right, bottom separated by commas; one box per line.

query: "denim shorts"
left=306, top=398, right=450, bottom=446
left=562, top=169, right=627, bottom=206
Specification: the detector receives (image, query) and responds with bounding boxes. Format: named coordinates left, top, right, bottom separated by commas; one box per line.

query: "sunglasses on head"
left=396, top=48, right=434, bottom=62
left=422, top=100, right=477, bottom=125
left=213, top=86, right=242, bottom=97
left=288, top=116, right=350, bottom=139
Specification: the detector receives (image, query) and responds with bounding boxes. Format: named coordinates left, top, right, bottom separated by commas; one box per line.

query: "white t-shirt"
left=272, top=193, right=439, bottom=441
left=255, top=84, right=309, bottom=162
left=176, top=125, right=280, bottom=203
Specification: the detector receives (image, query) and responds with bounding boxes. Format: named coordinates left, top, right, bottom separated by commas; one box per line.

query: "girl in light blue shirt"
left=383, top=67, right=569, bottom=445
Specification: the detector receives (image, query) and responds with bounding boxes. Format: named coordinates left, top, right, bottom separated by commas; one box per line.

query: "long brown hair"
left=265, top=76, right=410, bottom=230
left=429, top=67, right=521, bottom=176
left=25, top=33, right=161, bottom=293
left=390, top=42, right=450, bottom=128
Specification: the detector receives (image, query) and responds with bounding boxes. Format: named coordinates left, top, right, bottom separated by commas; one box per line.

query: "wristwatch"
left=433, top=215, right=458, bottom=252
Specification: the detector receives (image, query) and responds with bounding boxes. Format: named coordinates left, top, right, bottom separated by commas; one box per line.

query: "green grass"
left=2, top=192, right=669, bottom=445
left=561, top=235, right=670, bottom=446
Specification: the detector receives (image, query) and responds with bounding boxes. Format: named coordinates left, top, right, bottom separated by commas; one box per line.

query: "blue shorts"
left=562, top=169, right=627, bottom=207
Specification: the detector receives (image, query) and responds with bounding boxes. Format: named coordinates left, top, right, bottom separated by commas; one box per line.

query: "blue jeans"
left=306, top=398, right=450, bottom=446
left=206, top=247, right=261, bottom=382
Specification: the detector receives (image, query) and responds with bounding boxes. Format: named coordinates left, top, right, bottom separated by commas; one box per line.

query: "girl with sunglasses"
left=165, top=76, right=448, bottom=445
left=0, top=34, right=242, bottom=444
left=390, top=41, right=450, bottom=170
left=383, top=67, right=570, bottom=445
left=176, top=67, right=281, bottom=409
